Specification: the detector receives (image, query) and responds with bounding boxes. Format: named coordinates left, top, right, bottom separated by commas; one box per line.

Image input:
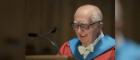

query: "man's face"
left=73, top=16, right=101, bottom=45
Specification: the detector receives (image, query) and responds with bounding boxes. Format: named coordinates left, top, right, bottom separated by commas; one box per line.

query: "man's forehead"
left=74, top=14, right=92, bottom=24
left=74, top=19, right=92, bottom=24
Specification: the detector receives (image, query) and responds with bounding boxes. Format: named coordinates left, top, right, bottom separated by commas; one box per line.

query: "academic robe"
left=59, top=35, right=115, bottom=60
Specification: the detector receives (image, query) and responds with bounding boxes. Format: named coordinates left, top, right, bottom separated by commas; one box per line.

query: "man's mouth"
left=79, top=34, right=88, bottom=43
left=79, top=34, right=87, bottom=38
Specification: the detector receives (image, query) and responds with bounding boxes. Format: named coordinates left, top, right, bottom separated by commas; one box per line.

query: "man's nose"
left=77, top=27, right=82, bottom=33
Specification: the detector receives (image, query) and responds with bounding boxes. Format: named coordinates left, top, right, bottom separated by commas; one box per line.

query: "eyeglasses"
left=72, top=21, right=101, bottom=31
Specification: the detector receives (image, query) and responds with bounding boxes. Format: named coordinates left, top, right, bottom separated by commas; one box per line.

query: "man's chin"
left=80, top=39, right=87, bottom=44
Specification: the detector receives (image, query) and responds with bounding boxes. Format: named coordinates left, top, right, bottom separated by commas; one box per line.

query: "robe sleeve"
left=110, top=48, right=115, bottom=60
left=95, top=47, right=115, bottom=60
left=59, top=42, right=73, bottom=57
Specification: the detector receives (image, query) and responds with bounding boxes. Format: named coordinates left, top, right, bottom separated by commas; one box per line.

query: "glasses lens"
left=72, top=23, right=89, bottom=30
left=72, top=23, right=78, bottom=30
left=80, top=24, right=89, bottom=30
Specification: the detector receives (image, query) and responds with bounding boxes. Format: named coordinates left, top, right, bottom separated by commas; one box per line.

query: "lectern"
left=26, top=55, right=76, bottom=60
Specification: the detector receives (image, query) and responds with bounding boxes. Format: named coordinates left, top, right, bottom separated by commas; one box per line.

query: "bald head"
left=74, top=4, right=103, bottom=23
left=73, top=4, right=103, bottom=47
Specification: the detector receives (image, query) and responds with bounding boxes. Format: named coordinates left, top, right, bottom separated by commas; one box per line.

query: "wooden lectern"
left=26, top=55, right=76, bottom=60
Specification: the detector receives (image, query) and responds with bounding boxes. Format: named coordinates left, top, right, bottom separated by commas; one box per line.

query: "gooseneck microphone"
left=28, top=27, right=59, bottom=53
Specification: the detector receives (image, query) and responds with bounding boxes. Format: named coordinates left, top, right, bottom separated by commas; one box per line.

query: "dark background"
left=120, top=0, right=140, bottom=43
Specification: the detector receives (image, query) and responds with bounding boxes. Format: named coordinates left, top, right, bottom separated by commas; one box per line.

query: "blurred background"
left=119, top=0, right=140, bottom=43
left=115, top=0, right=140, bottom=60
left=0, top=0, right=114, bottom=60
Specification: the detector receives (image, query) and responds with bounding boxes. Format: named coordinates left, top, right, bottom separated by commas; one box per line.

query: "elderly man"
left=59, top=4, right=115, bottom=60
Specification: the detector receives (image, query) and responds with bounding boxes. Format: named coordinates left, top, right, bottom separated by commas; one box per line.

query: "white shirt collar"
left=92, top=31, right=104, bottom=47
left=78, top=32, right=104, bottom=59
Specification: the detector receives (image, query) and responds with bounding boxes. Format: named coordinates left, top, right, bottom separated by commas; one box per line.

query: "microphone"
left=28, top=27, right=57, bottom=37
left=28, top=27, right=59, bottom=52
left=41, top=27, right=59, bottom=51
left=41, top=27, right=57, bottom=37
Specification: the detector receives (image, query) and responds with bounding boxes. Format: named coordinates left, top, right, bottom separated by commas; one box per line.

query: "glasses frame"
left=72, top=21, right=102, bottom=31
